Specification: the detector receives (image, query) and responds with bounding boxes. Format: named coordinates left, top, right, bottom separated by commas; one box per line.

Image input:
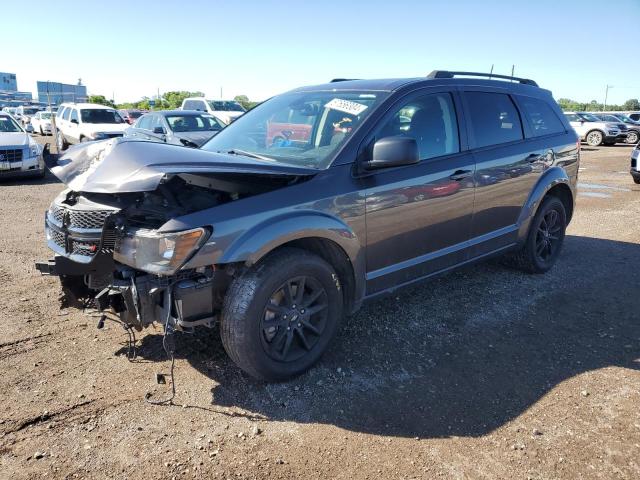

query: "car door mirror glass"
left=365, top=136, right=419, bottom=170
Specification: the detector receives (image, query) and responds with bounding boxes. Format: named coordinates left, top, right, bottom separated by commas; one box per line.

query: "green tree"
left=88, top=95, right=115, bottom=108
left=623, top=99, right=640, bottom=111
left=163, top=91, right=205, bottom=109
left=234, top=95, right=259, bottom=110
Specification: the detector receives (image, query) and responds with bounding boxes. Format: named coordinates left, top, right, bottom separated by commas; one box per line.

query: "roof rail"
left=330, top=78, right=359, bottom=83
left=426, top=70, right=539, bottom=87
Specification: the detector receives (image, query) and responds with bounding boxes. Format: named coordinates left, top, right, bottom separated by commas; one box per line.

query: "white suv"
left=564, top=111, right=628, bottom=146
left=55, top=103, right=128, bottom=150
left=180, top=97, right=246, bottom=124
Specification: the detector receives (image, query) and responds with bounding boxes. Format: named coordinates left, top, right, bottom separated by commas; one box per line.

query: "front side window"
left=465, top=92, right=523, bottom=148
left=518, top=96, right=565, bottom=136
left=80, top=109, right=124, bottom=124
left=202, top=90, right=386, bottom=169
left=375, top=92, right=460, bottom=160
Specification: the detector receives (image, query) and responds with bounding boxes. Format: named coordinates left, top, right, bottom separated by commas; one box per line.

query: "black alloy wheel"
left=260, top=275, right=328, bottom=362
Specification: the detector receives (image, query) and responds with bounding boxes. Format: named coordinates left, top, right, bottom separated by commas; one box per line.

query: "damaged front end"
left=36, top=138, right=315, bottom=332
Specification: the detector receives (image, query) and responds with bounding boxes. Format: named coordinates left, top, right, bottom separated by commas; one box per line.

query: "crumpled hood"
left=49, top=138, right=317, bottom=193
left=0, top=132, right=30, bottom=147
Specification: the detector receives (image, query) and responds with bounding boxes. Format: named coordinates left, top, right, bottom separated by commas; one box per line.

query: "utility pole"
left=220, top=86, right=223, bottom=99
left=603, top=85, right=613, bottom=111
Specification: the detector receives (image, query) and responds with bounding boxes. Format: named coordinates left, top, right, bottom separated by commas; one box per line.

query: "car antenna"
left=511, top=65, right=515, bottom=82
left=489, top=64, right=494, bottom=80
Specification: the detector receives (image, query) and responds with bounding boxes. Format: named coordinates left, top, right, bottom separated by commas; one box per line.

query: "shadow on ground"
left=123, top=235, right=640, bottom=439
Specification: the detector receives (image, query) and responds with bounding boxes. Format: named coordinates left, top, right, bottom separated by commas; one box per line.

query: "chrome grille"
left=0, top=149, right=23, bottom=163
left=49, top=229, right=65, bottom=249
left=50, top=204, right=115, bottom=229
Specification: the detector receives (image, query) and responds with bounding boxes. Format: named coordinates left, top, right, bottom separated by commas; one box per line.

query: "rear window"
left=464, top=92, right=523, bottom=148
left=518, top=96, right=565, bottom=137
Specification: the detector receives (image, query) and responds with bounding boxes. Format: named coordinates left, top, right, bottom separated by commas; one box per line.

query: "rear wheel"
left=508, top=196, right=567, bottom=274
left=585, top=130, right=604, bottom=146
left=221, top=248, right=343, bottom=381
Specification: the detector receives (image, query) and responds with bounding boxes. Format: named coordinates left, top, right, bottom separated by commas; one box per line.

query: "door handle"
left=449, top=169, right=473, bottom=181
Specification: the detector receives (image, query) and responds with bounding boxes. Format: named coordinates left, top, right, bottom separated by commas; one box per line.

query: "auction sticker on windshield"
left=325, top=98, right=368, bottom=116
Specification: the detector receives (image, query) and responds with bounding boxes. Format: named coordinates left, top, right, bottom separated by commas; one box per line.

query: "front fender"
left=516, top=166, right=573, bottom=241
left=217, top=210, right=362, bottom=267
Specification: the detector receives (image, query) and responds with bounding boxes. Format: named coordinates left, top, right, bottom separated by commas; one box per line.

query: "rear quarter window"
left=518, top=96, right=565, bottom=137
left=464, top=92, right=523, bottom=148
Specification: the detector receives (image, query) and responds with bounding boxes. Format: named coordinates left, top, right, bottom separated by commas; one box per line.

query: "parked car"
left=1, top=107, right=18, bottom=118
left=125, top=110, right=226, bottom=147
left=31, top=111, right=54, bottom=135
left=591, top=113, right=640, bottom=144
left=14, top=105, right=41, bottom=125
left=55, top=103, right=128, bottom=150
left=37, top=70, right=579, bottom=381
left=119, top=109, right=145, bottom=125
left=180, top=97, right=246, bottom=124
left=0, top=112, right=45, bottom=178
left=627, top=111, right=640, bottom=122
left=631, top=143, right=640, bottom=184
left=564, top=111, right=627, bottom=146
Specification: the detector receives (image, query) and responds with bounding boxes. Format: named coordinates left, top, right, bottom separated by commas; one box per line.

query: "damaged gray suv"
left=37, top=71, right=580, bottom=381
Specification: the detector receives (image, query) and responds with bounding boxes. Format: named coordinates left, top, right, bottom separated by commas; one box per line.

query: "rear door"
left=363, top=88, right=476, bottom=294
left=462, top=90, right=560, bottom=257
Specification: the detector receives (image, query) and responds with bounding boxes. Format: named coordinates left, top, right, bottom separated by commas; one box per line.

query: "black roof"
left=291, top=70, right=546, bottom=95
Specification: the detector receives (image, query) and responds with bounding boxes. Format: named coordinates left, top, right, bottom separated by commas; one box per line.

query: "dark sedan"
left=124, top=110, right=226, bottom=147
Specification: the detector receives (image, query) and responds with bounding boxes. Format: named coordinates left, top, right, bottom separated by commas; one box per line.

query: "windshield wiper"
left=224, top=149, right=275, bottom=161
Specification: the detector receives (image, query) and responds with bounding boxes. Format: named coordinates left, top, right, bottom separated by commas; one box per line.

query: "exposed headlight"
left=114, top=227, right=208, bottom=275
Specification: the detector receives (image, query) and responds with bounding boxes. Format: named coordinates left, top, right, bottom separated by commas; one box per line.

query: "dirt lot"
left=0, top=136, right=638, bottom=480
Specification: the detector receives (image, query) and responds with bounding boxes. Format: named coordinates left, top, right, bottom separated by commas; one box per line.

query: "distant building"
left=37, top=80, right=88, bottom=106
left=0, top=72, right=34, bottom=107
left=0, top=72, right=18, bottom=91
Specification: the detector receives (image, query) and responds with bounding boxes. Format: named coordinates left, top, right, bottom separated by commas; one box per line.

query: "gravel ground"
left=0, top=135, right=638, bottom=479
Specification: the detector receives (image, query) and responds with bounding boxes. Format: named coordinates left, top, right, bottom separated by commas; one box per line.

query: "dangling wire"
left=145, top=287, right=176, bottom=405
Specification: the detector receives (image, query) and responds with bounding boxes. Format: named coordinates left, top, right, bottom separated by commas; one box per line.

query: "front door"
left=364, top=90, right=475, bottom=294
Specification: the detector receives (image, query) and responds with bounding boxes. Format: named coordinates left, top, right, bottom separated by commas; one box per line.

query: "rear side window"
left=518, top=96, right=565, bottom=136
left=464, top=92, right=523, bottom=148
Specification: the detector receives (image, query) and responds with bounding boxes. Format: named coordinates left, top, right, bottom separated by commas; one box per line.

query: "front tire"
left=510, top=196, right=567, bottom=274
left=585, top=130, right=604, bottom=146
left=56, top=131, right=68, bottom=151
left=626, top=131, right=639, bottom=144
left=221, top=248, right=343, bottom=381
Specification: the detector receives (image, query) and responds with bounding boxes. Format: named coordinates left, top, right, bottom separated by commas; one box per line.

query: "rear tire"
left=221, top=248, right=343, bottom=381
left=585, top=130, right=604, bottom=146
left=507, top=196, right=567, bottom=274
left=633, top=175, right=640, bottom=185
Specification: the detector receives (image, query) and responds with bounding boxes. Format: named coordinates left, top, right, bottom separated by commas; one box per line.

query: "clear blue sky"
left=3, top=0, right=639, bottom=104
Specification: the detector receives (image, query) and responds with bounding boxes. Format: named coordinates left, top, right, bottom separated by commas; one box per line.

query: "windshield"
left=80, top=109, right=125, bottom=124
left=616, top=114, right=636, bottom=123
left=41, top=112, right=52, bottom=120
left=208, top=101, right=246, bottom=112
left=579, top=113, right=601, bottom=122
left=24, top=108, right=39, bottom=115
left=166, top=114, right=225, bottom=132
left=128, top=111, right=143, bottom=119
left=0, top=115, right=23, bottom=132
left=202, top=90, right=385, bottom=169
